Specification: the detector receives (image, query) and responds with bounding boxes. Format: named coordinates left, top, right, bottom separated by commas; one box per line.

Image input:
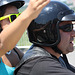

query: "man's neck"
left=42, top=46, right=61, bottom=58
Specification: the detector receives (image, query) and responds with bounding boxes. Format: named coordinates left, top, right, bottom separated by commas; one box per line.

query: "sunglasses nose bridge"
left=16, top=14, right=18, bottom=17
left=16, top=14, right=20, bottom=17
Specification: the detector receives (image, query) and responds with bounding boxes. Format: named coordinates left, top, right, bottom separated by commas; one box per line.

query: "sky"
left=25, top=0, right=29, bottom=3
left=24, top=0, right=68, bottom=6
left=25, top=0, right=66, bottom=4
left=25, top=0, right=29, bottom=5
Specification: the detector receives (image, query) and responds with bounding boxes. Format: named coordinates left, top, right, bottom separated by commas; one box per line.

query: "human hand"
left=24, top=0, right=50, bottom=20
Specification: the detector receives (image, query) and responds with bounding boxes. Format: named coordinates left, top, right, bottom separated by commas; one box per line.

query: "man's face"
left=57, top=21, right=75, bottom=54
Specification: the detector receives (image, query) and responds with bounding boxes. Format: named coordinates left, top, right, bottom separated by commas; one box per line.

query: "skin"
left=57, top=21, right=75, bottom=54
left=43, top=21, right=75, bottom=58
left=0, top=0, right=50, bottom=57
left=0, top=5, right=24, bottom=67
left=2, top=48, right=23, bottom=67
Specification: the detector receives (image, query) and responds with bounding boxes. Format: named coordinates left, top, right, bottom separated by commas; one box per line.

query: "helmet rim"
left=0, top=0, right=25, bottom=9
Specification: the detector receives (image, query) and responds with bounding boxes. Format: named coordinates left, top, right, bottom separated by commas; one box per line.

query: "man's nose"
left=71, top=30, right=75, bottom=37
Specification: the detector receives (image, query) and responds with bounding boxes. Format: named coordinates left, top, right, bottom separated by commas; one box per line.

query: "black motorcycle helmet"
left=0, top=0, right=25, bottom=9
left=28, top=1, right=75, bottom=48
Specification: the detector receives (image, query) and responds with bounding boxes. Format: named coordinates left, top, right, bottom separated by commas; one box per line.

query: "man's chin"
left=67, top=48, right=74, bottom=54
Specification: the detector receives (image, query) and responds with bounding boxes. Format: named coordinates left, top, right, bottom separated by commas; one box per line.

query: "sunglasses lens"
left=64, top=25, right=72, bottom=32
left=59, top=24, right=73, bottom=32
left=10, top=15, right=16, bottom=22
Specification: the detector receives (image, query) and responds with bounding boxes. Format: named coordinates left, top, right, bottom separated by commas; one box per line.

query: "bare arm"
left=0, top=0, right=50, bottom=57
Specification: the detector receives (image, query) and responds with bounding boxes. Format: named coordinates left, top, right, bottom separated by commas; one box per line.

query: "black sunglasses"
left=59, top=24, right=73, bottom=32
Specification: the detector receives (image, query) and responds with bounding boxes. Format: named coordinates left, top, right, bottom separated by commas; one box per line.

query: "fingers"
left=36, top=0, right=50, bottom=10
left=36, top=0, right=50, bottom=7
left=30, top=0, right=50, bottom=10
left=24, top=0, right=50, bottom=20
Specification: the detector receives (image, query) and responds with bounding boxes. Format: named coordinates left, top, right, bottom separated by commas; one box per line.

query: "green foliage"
left=17, top=31, right=32, bottom=46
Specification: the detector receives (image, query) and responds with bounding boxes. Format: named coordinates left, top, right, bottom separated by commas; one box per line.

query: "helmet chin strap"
left=51, top=46, right=62, bottom=54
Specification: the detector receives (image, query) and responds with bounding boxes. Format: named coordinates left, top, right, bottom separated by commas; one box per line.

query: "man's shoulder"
left=15, top=56, right=75, bottom=75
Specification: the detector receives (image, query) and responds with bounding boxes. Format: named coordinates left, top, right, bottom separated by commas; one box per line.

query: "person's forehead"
left=59, top=21, right=72, bottom=26
left=4, top=5, right=18, bottom=16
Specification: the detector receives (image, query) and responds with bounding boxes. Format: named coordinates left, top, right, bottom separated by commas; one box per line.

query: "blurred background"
left=17, top=0, right=75, bottom=66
